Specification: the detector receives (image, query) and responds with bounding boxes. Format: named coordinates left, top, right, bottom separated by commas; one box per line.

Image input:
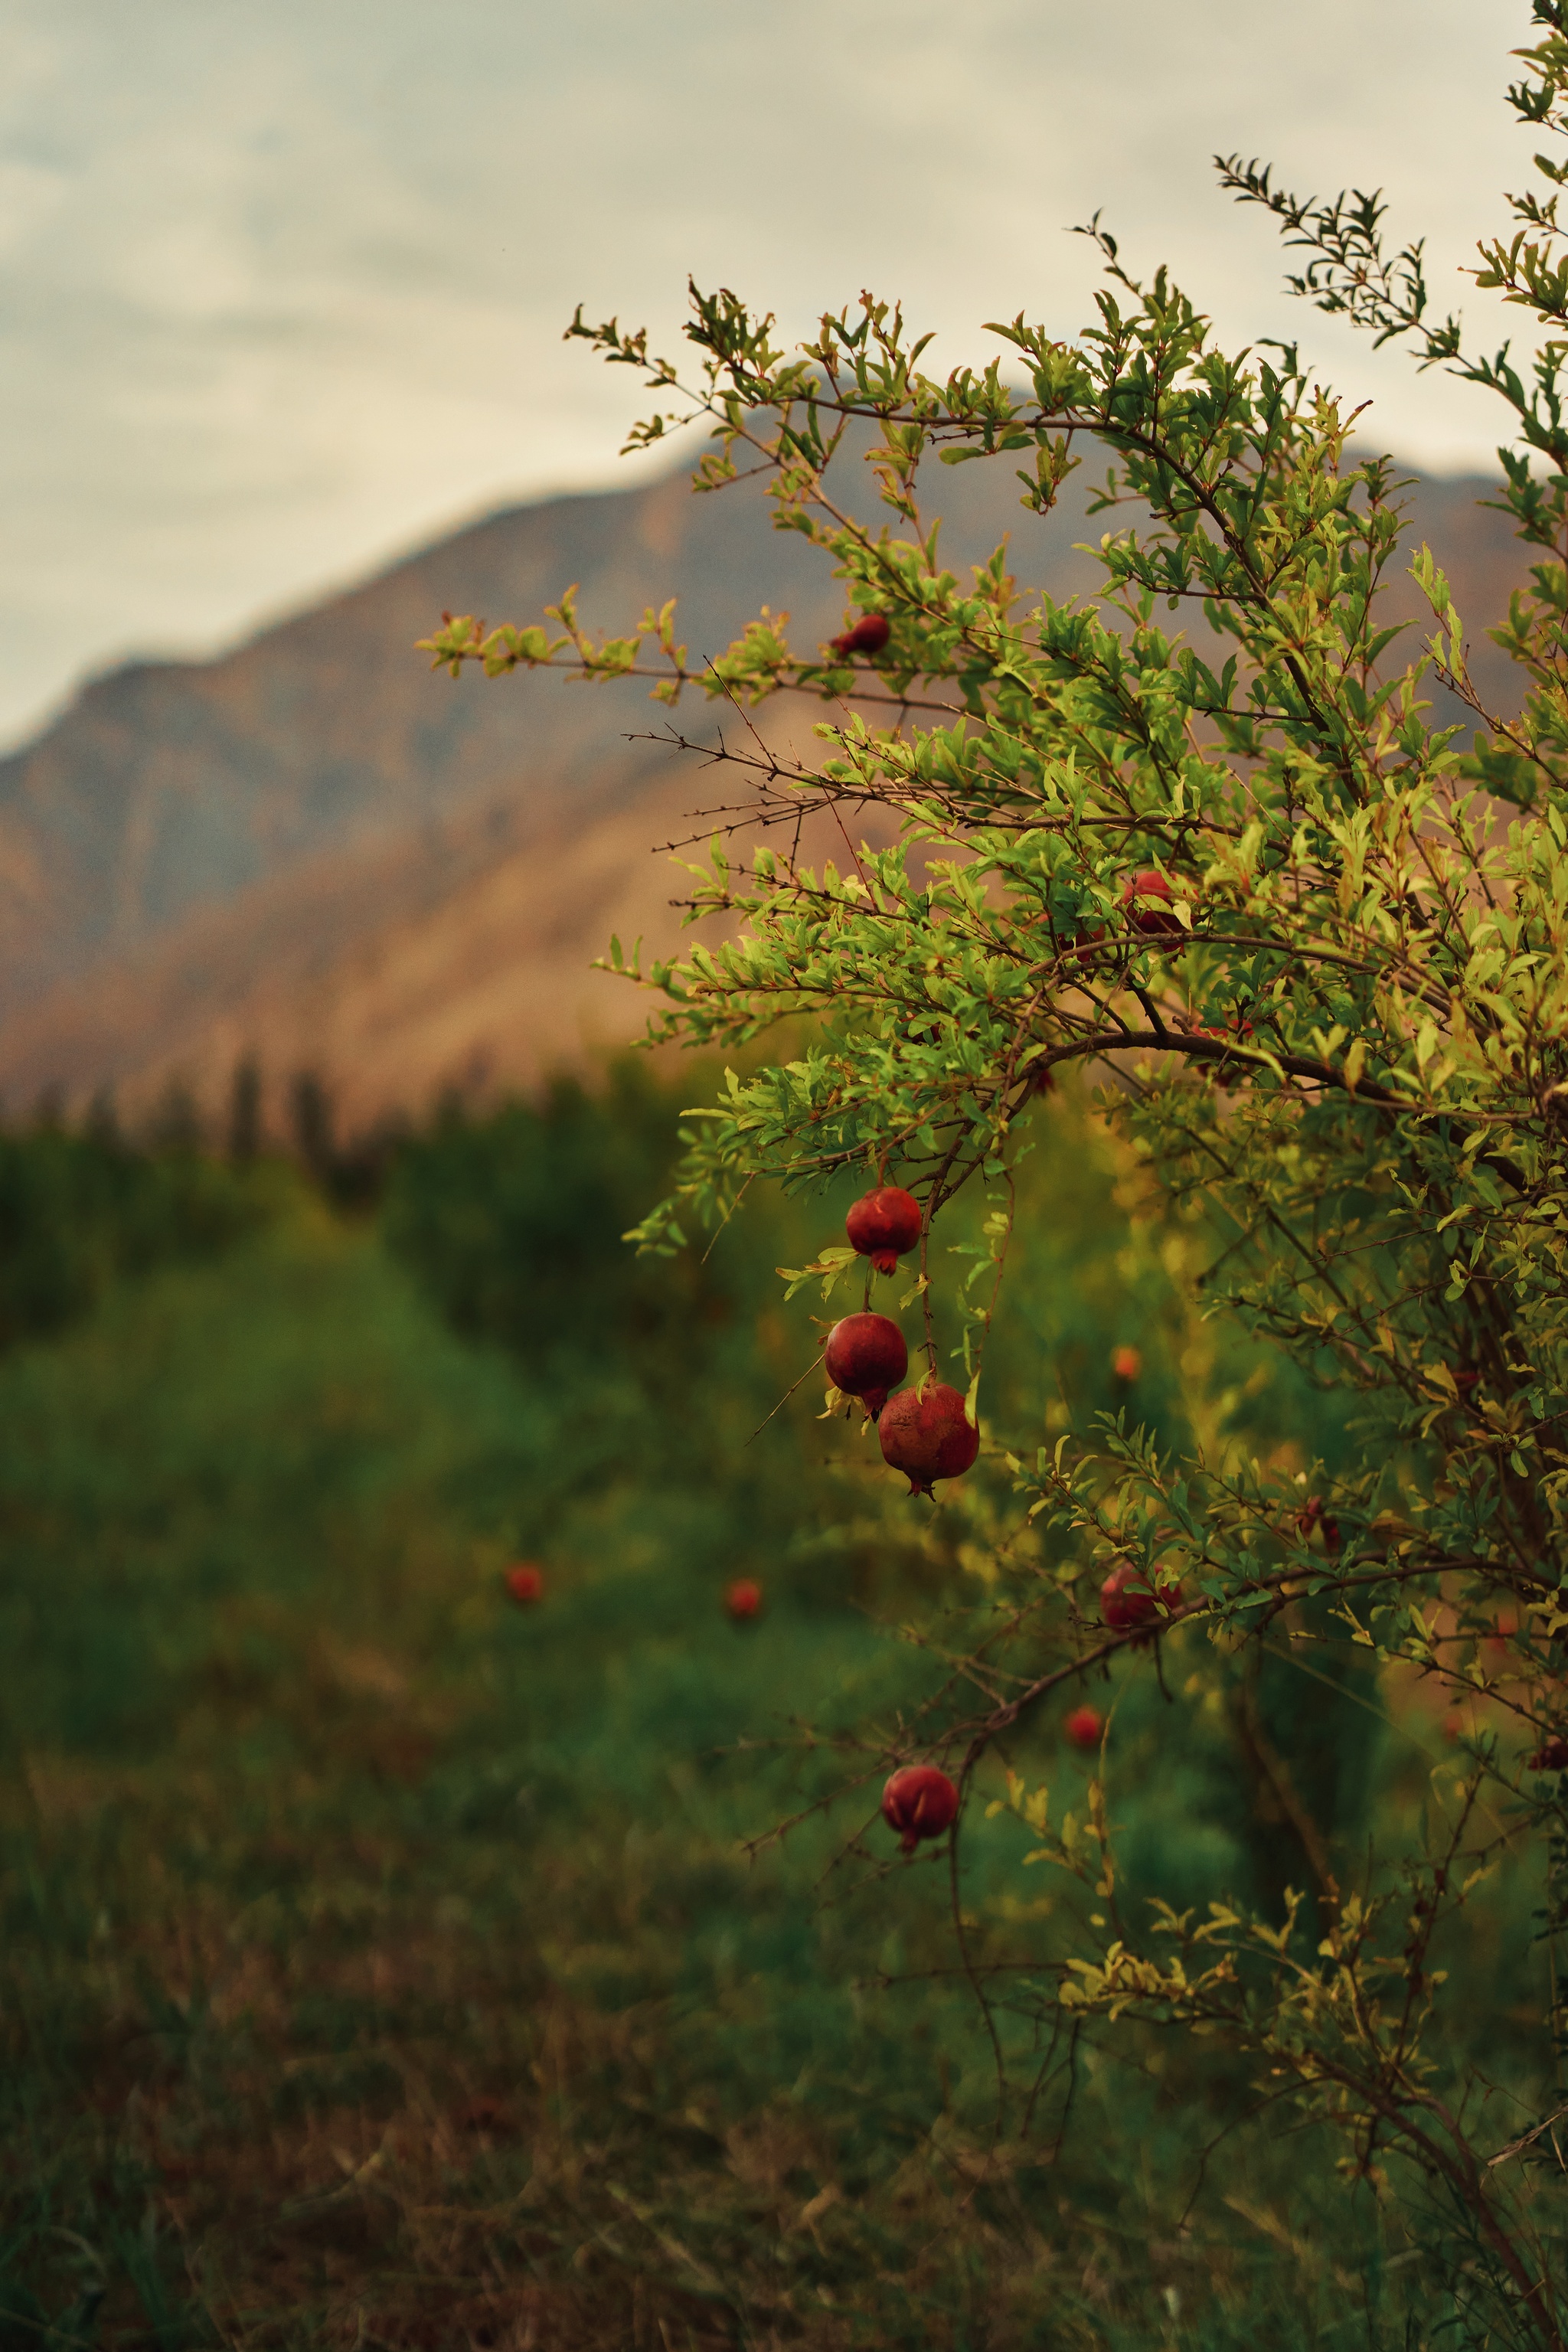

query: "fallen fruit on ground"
left=878, top=1382, right=978, bottom=1495
left=1099, top=1559, right=1175, bottom=1637
left=726, top=1577, right=763, bottom=1620
left=844, top=1184, right=923, bottom=1275
left=881, top=1763, right=959, bottom=1852
left=829, top=611, right=891, bottom=656
left=824, top=1311, right=908, bottom=1417
left=504, top=1563, right=545, bottom=1605
left=1120, top=868, right=1185, bottom=939
left=1065, top=1705, right=1103, bottom=1749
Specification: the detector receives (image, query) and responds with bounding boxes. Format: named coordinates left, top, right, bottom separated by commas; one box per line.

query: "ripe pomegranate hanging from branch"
left=844, top=1184, right=923, bottom=1276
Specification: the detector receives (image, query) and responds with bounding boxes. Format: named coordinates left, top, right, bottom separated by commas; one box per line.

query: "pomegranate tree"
left=426, top=38, right=1568, bottom=2308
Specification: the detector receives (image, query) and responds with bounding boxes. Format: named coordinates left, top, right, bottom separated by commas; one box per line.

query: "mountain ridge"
left=0, top=459, right=1530, bottom=1134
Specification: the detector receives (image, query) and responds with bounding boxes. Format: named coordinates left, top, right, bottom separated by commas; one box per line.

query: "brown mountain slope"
left=0, top=460, right=1532, bottom=1132
left=0, top=449, right=1046, bottom=1011
left=0, top=766, right=742, bottom=1130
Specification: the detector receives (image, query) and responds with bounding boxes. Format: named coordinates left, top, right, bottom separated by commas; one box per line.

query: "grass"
left=0, top=1140, right=1511, bottom=2350
left=0, top=1204, right=1008, bottom=2350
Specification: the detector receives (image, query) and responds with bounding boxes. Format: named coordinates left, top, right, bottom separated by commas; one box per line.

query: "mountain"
left=0, top=456, right=1530, bottom=1134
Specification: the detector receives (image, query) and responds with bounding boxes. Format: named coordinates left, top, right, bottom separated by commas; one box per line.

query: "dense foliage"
left=422, top=6, right=1568, bottom=2337
left=0, top=1120, right=273, bottom=1351
left=384, top=1063, right=746, bottom=1375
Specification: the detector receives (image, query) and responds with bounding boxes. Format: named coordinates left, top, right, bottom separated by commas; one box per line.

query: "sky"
left=0, top=0, right=1537, bottom=747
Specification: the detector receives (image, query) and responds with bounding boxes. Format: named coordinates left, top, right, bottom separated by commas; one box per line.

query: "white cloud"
left=0, top=0, right=1536, bottom=744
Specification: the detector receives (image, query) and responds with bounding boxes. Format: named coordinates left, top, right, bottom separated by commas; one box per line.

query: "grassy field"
left=0, top=1096, right=1537, bottom=2350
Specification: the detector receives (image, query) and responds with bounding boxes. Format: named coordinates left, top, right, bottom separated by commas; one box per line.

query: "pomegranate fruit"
left=505, top=1563, right=545, bottom=1606
left=1201, top=1014, right=1256, bottom=1091
left=1065, top=1704, right=1103, bottom=1750
left=824, top=1312, right=907, bottom=1417
left=845, top=1185, right=923, bottom=1275
left=878, top=1383, right=978, bottom=1496
left=1110, top=1345, right=1142, bottom=1381
left=1120, top=868, right=1185, bottom=940
left=726, top=1577, right=763, bottom=1620
left=830, top=611, right=891, bottom=657
left=881, top=1762, right=959, bottom=1852
left=1099, top=1559, right=1176, bottom=1637
left=1298, top=1496, right=1342, bottom=1553
left=1530, top=1735, right=1568, bottom=1771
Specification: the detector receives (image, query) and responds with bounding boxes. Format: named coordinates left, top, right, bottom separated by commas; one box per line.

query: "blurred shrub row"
left=0, top=1122, right=276, bottom=1351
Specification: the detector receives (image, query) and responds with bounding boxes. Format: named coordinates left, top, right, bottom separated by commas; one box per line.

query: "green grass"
left=0, top=1147, right=1504, bottom=2350
left=0, top=1204, right=997, bottom=2348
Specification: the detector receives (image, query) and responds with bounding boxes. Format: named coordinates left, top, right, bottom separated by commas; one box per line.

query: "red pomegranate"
left=1065, top=1705, right=1103, bottom=1750
left=1530, top=1735, right=1568, bottom=1772
left=878, top=1383, right=978, bottom=1496
left=1120, top=869, right=1185, bottom=940
left=830, top=611, right=891, bottom=657
left=1298, top=1496, right=1342, bottom=1554
left=726, top=1577, right=763, bottom=1621
left=845, top=1185, right=923, bottom=1276
left=1200, top=1013, right=1256, bottom=1092
left=505, top=1563, right=545, bottom=1606
left=881, top=1763, right=959, bottom=1852
left=824, top=1312, right=908, bottom=1417
left=1110, top=1345, right=1142, bottom=1382
left=1099, top=1559, right=1176, bottom=1637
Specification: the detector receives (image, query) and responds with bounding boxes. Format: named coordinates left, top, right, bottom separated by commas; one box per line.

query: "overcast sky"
left=0, top=0, right=1535, bottom=746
